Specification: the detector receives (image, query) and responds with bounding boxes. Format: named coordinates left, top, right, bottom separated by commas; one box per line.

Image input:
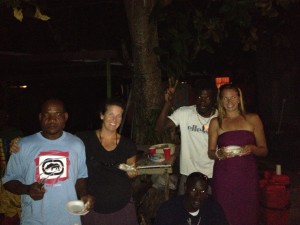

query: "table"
left=136, top=147, right=177, bottom=200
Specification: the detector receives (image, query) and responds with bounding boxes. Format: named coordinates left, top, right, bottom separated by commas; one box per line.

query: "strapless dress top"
left=217, top=130, right=256, bottom=148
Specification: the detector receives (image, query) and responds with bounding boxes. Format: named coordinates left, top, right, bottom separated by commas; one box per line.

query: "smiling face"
left=100, top=104, right=123, bottom=132
left=220, top=88, right=240, bottom=113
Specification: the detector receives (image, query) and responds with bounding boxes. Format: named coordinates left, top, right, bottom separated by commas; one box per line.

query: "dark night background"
left=0, top=1, right=300, bottom=224
left=0, top=0, right=134, bottom=135
left=0, top=0, right=299, bottom=154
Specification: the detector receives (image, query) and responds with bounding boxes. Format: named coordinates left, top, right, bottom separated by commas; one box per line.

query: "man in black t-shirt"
left=154, top=172, right=229, bottom=225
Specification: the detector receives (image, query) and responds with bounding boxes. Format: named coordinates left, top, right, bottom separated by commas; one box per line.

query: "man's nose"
left=194, top=191, right=203, bottom=198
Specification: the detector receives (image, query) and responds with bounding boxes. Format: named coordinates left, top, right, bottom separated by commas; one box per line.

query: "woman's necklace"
left=197, top=110, right=214, bottom=132
left=97, top=129, right=118, bottom=146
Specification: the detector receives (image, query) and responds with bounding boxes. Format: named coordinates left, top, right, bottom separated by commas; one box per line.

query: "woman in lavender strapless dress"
left=208, top=84, right=268, bottom=225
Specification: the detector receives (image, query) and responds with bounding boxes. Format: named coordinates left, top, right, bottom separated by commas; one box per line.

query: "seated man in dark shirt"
left=154, top=172, right=229, bottom=225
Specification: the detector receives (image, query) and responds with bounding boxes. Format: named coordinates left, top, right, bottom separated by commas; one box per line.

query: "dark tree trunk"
left=124, top=0, right=163, bottom=144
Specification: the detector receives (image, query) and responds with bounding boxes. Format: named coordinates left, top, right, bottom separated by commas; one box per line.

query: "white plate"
left=65, top=200, right=89, bottom=216
left=118, top=163, right=136, bottom=171
left=149, top=154, right=165, bottom=162
left=224, top=145, right=242, bottom=154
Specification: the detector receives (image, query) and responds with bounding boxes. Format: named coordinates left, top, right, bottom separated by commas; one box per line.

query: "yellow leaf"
left=34, top=6, right=50, bottom=21
left=13, top=8, right=23, bottom=22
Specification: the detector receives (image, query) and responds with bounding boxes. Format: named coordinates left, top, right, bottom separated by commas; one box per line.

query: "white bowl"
left=224, top=145, right=242, bottom=154
left=149, top=153, right=165, bottom=162
left=150, top=143, right=175, bottom=155
left=65, top=200, right=88, bottom=215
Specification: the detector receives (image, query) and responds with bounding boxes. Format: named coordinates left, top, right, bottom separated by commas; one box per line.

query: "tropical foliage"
left=151, top=0, right=299, bottom=79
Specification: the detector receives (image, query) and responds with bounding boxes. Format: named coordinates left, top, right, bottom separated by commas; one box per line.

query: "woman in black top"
left=8, top=98, right=139, bottom=225
left=78, top=98, right=139, bottom=225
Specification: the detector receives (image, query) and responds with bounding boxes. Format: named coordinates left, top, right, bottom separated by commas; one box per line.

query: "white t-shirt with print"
left=168, top=105, right=217, bottom=178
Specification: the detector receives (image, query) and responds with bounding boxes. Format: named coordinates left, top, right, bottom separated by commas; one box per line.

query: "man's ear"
left=100, top=113, right=104, bottom=120
left=64, top=112, right=69, bottom=121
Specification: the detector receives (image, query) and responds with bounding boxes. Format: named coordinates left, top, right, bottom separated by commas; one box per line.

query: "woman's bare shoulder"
left=245, top=113, right=262, bottom=124
left=210, top=117, right=219, bottom=125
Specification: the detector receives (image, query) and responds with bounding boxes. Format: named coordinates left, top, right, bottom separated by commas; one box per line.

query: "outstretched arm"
left=155, top=78, right=178, bottom=132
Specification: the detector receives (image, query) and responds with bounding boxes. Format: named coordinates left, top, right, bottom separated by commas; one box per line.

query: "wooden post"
left=106, top=58, right=111, bottom=98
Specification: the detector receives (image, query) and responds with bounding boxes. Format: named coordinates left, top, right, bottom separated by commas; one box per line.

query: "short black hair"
left=186, top=172, right=209, bottom=190
left=191, top=78, right=217, bottom=103
left=40, top=98, right=67, bottom=112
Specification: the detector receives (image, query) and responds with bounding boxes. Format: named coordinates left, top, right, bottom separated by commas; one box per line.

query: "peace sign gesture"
left=164, top=77, right=178, bottom=103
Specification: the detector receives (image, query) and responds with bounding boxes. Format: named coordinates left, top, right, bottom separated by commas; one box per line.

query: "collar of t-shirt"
left=189, top=209, right=199, bottom=216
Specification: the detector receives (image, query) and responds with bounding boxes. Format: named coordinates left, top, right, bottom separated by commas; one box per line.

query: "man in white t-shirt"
left=155, top=78, right=217, bottom=194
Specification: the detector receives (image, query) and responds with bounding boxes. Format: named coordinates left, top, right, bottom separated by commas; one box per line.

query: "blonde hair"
left=217, top=83, right=246, bottom=127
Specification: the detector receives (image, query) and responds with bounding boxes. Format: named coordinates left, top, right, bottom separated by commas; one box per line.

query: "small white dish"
left=118, top=163, right=136, bottom=172
left=149, top=154, right=165, bottom=163
left=65, top=200, right=89, bottom=216
left=224, top=145, right=242, bottom=154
